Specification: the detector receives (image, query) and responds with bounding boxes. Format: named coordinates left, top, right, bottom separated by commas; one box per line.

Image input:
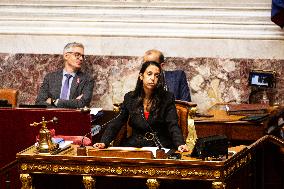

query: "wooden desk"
left=17, top=143, right=254, bottom=189
left=194, top=107, right=281, bottom=141
left=17, top=136, right=284, bottom=189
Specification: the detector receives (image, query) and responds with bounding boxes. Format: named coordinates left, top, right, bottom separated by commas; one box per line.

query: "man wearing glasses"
left=36, top=42, right=94, bottom=108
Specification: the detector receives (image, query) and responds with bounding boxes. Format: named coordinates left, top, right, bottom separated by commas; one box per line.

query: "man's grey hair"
left=63, top=42, right=84, bottom=53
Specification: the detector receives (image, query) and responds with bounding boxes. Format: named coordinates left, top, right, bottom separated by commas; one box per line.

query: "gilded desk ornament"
left=146, top=179, right=160, bottom=189
left=110, top=167, right=116, bottom=173
left=80, top=106, right=91, bottom=113
left=147, top=168, right=156, bottom=176
left=82, top=176, right=95, bottom=189
left=116, top=167, right=123, bottom=174
left=20, top=174, right=32, bottom=189
left=130, top=168, right=138, bottom=174
left=180, top=170, right=188, bottom=177
left=30, top=117, right=58, bottom=153
left=212, top=181, right=226, bottom=189
left=166, top=170, right=172, bottom=175
left=213, top=171, right=221, bottom=178
left=53, top=165, right=59, bottom=172
left=84, top=166, right=91, bottom=174
left=21, top=163, right=28, bottom=171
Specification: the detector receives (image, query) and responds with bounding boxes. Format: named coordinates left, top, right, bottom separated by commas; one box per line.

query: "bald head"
left=143, top=49, right=164, bottom=64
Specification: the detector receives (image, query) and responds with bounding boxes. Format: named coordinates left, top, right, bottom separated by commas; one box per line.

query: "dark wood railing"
left=0, top=160, right=18, bottom=189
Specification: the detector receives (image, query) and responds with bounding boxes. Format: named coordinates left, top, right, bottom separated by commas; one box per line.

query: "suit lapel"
left=164, top=71, right=176, bottom=94
left=69, top=72, right=83, bottom=99
left=54, top=71, right=63, bottom=98
left=164, top=71, right=172, bottom=90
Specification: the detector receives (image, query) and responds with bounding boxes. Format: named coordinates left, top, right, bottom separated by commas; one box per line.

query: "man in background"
left=36, top=42, right=94, bottom=108
left=143, top=49, right=191, bottom=102
left=271, top=0, right=284, bottom=28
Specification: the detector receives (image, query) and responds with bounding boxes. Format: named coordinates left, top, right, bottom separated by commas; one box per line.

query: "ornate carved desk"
left=17, top=144, right=255, bottom=189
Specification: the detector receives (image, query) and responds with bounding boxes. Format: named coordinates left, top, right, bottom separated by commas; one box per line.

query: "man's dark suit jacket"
left=164, top=70, right=191, bottom=102
left=271, top=0, right=284, bottom=28
left=35, top=70, right=94, bottom=109
left=100, top=91, right=185, bottom=149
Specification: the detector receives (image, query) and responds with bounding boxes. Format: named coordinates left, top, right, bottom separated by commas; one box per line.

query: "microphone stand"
left=77, top=124, right=103, bottom=156
left=153, top=133, right=166, bottom=159
left=77, top=130, right=93, bottom=156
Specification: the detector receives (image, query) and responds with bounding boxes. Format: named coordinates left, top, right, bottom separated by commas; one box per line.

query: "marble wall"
left=0, top=53, right=283, bottom=112
left=0, top=0, right=283, bottom=112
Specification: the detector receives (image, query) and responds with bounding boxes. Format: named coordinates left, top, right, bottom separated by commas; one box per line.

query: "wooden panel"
left=0, top=108, right=91, bottom=168
left=88, top=149, right=154, bottom=159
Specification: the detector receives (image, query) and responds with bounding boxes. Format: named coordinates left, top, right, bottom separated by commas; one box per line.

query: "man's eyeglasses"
left=67, top=52, right=85, bottom=59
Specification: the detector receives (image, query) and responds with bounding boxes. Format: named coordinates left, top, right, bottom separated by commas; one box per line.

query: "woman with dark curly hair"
left=94, top=61, right=188, bottom=152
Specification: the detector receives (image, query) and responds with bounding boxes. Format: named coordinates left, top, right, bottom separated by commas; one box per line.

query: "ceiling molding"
left=0, top=0, right=282, bottom=40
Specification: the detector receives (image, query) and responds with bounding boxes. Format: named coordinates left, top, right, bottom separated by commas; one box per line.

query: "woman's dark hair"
left=132, top=61, right=166, bottom=117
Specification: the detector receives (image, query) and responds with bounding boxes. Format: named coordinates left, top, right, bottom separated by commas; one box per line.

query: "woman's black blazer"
left=100, top=91, right=185, bottom=149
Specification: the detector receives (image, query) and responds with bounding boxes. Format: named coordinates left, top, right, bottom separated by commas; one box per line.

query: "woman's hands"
left=93, top=143, right=106, bottom=149
left=178, top=144, right=189, bottom=152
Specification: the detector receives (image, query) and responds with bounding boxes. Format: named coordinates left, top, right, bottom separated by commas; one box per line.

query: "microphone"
left=51, top=117, right=58, bottom=124
left=91, top=125, right=102, bottom=136
left=80, top=133, right=89, bottom=148
left=77, top=131, right=91, bottom=156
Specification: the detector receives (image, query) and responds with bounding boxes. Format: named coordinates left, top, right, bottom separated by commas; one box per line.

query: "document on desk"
left=34, top=140, right=73, bottom=155
left=49, top=141, right=73, bottom=155
left=58, top=140, right=73, bottom=149
left=90, top=108, right=103, bottom=115
left=108, top=147, right=170, bottom=158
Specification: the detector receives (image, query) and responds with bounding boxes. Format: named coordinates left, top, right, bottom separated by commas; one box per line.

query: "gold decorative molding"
left=225, top=152, right=252, bottom=177
left=18, top=151, right=253, bottom=182
left=19, top=162, right=219, bottom=179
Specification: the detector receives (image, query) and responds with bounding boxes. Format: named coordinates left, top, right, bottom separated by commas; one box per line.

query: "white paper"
left=90, top=108, right=103, bottom=115
left=59, top=140, right=73, bottom=149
